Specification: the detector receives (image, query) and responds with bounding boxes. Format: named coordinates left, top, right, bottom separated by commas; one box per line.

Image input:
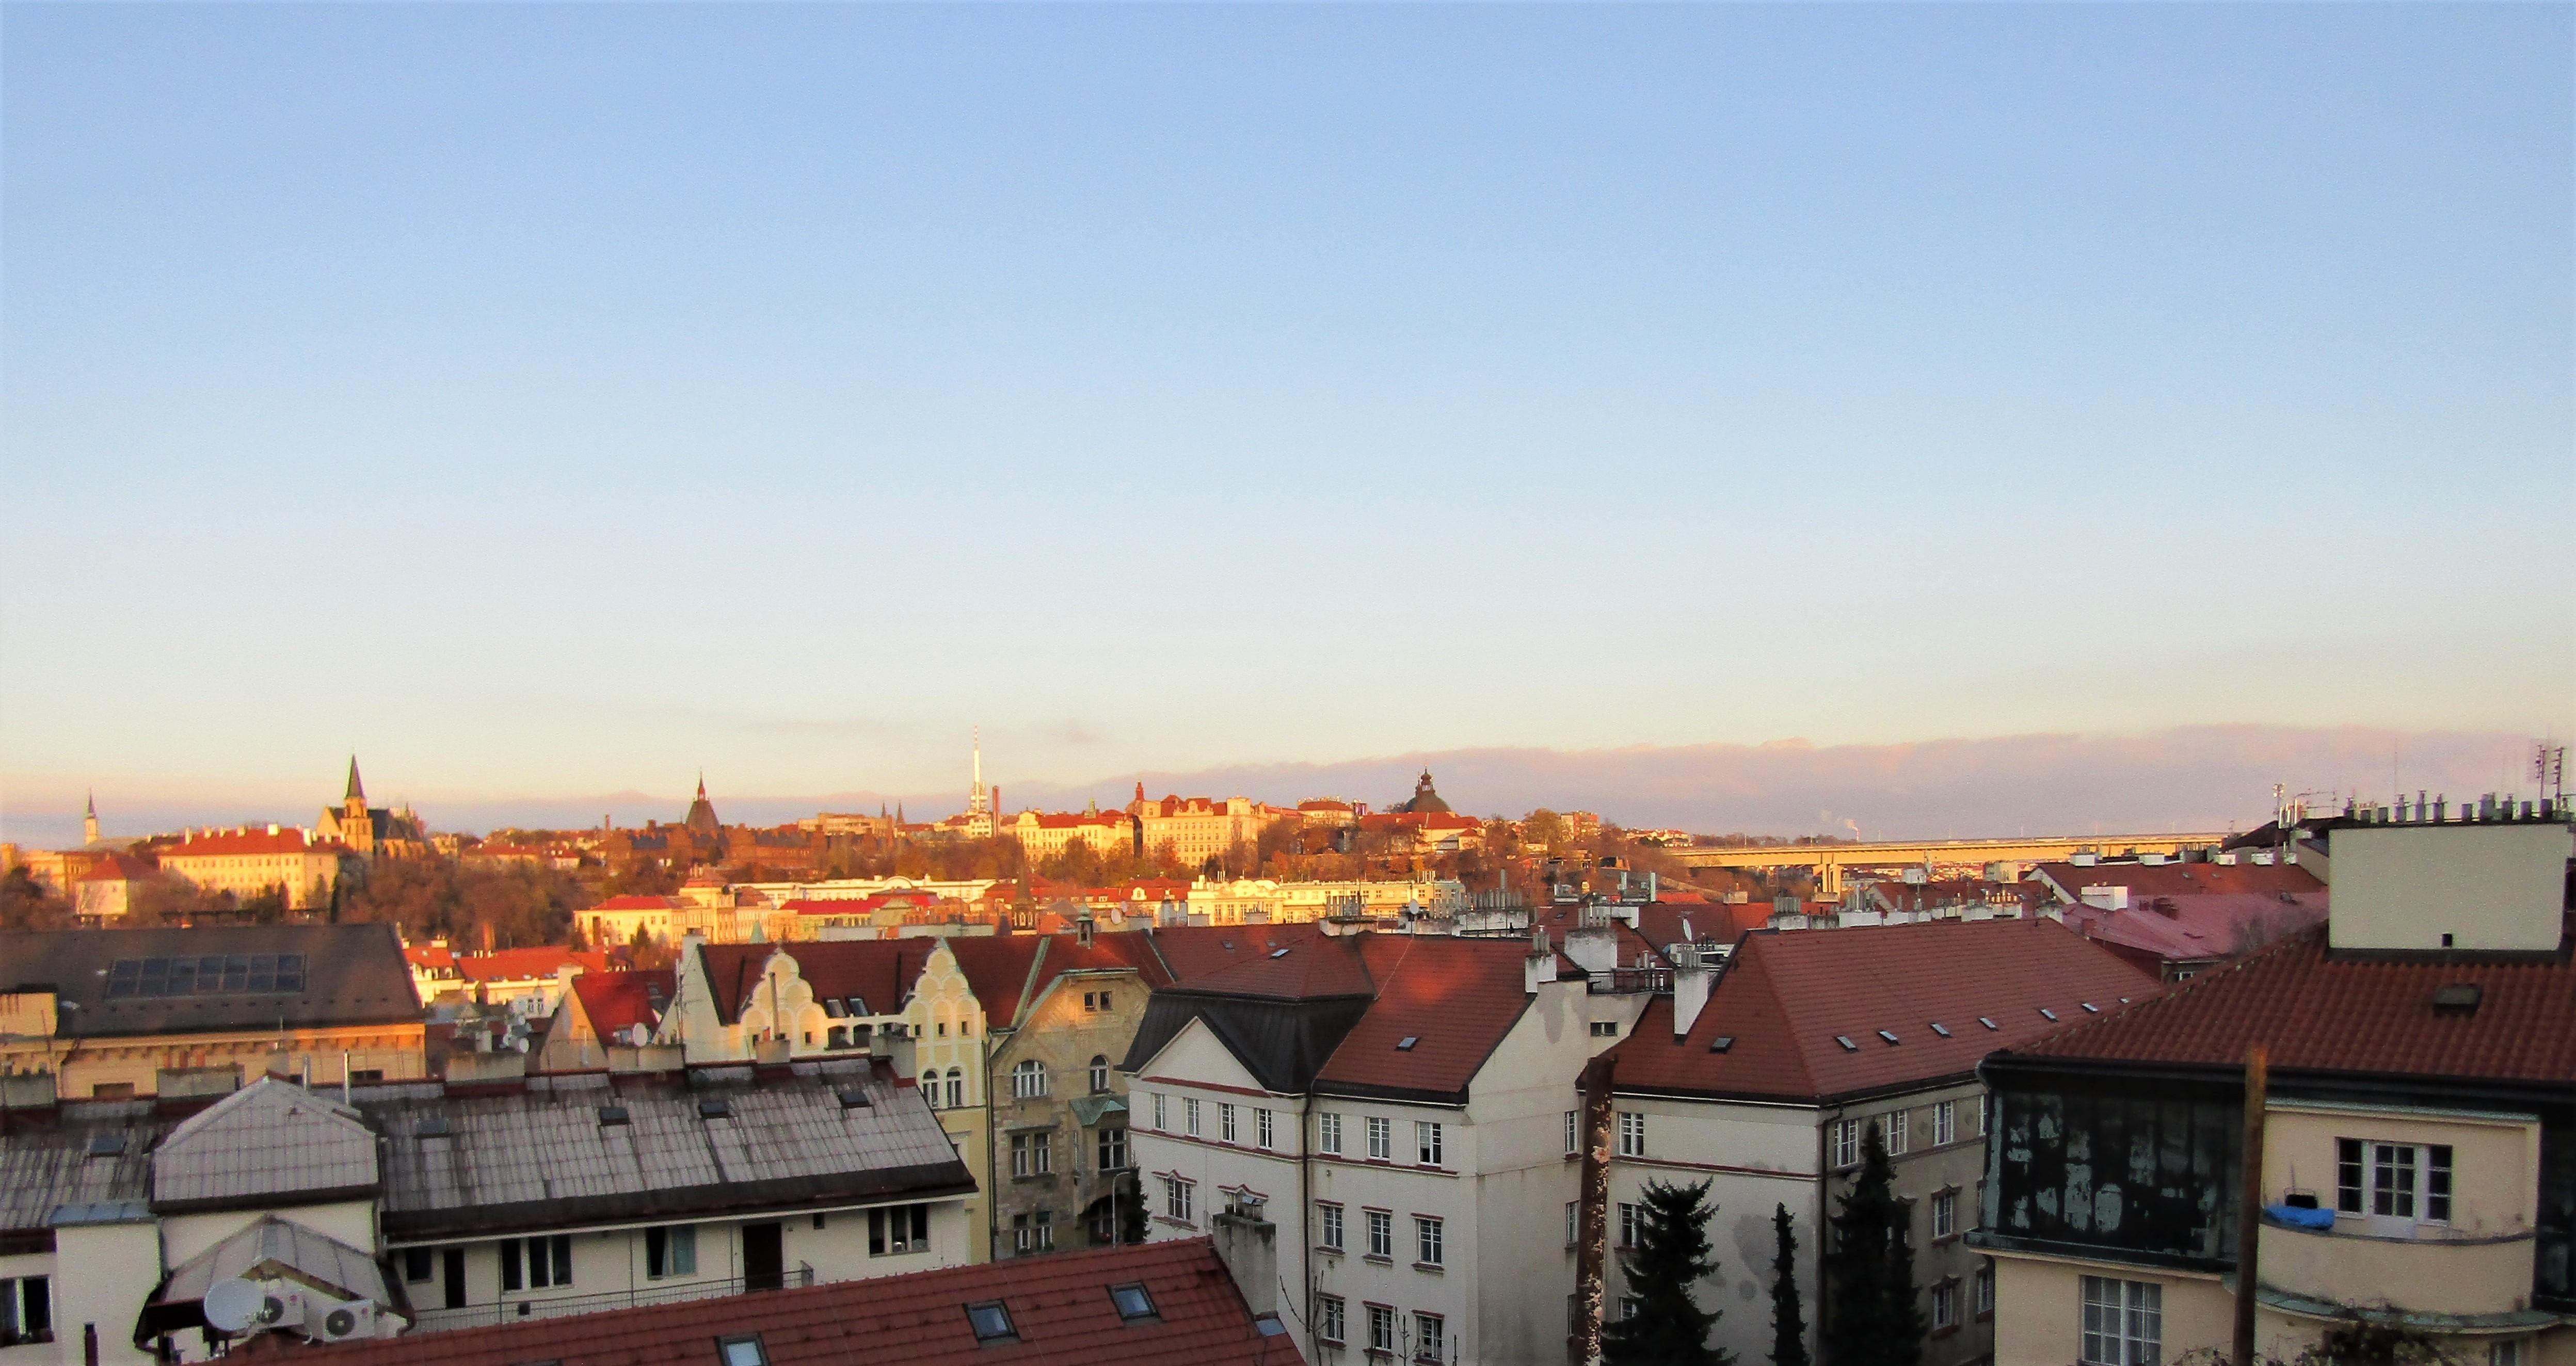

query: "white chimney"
left=1671, top=950, right=1716, bottom=1040
left=1524, top=928, right=1558, bottom=993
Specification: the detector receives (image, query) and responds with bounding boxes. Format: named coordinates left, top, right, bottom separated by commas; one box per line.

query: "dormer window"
left=965, top=1301, right=1017, bottom=1344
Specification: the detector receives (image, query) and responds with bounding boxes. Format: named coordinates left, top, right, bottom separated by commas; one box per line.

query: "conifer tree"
left=1771, top=1202, right=1810, bottom=1366
left=1602, top=1178, right=1733, bottom=1366
left=1822, top=1123, right=1927, bottom=1366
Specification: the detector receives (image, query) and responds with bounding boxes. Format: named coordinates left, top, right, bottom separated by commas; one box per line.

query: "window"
left=2337, top=1139, right=2454, bottom=1223
left=1886, top=1108, right=1910, bottom=1155
left=965, top=1301, right=1017, bottom=1344
left=0, top=1276, right=51, bottom=1346
left=499, top=1234, right=572, bottom=1291
left=1619, top=1296, right=1642, bottom=1320
left=1618, top=1201, right=1642, bottom=1248
left=1110, top=1282, right=1156, bottom=1322
left=1319, top=1202, right=1345, bottom=1251
left=1366, top=1209, right=1394, bottom=1259
left=1319, top=1112, right=1344, bottom=1155
left=1832, top=1119, right=1862, bottom=1169
left=1977, top=1096, right=1988, bottom=1136
left=1014, top=1060, right=1050, bottom=1099
left=1590, top=1020, right=1619, bottom=1037
left=869, top=1204, right=930, bottom=1255
left=1618, top=1111, right=1645, bottom=1158
left=104, top=953, right=307, bottom=998
left=1933, top=1100, right=1956, bottom=1146
left=1163, top=1176, right=1196, bottom=1224
left=1565, top=1201, right=1579, bottom=1246
left=1012, top=1132, right=1052, bottom=1177
left=2491, top=1342, right=2527, bottom=1366
left=1090, top=1055, right=1111, bottom=1094
left=402, top=1248, right=435, bottom=1283
left=1317, top=1294, right=1347, bottom=1345
left=1933, top=1280, right=1960, bottom=1330
left=2080, top=1276, right=2162, bottom=1366
left=645, top=1225, right=698, bottom=1278
left=1413, top=1312, right=1445, bottom=1362
left=1368, top=1304, right=1397, bottom=1353
left=1258, top=1108, right=1276, bottom=1150
left=1416, top=1120, right=1444, bottom=1166
left=1976, top=1262, right=1995, bottom=1319
left=1367, top=1116, right=1393, bottom=1161
left=922, top=1072, right=940, bottom=1108
left=1564, top=1110, right=1579, bottom=1156
left=1153, top=1092, right=1167, bottom=1131
left=719, top=1335, right=770, bottom=1366
left=1221, top=1103, right=1239, bottom=1143
left=945, top=1069, right=963, bottom=1110
left=1415, top=1216, right=1444, bottom=1266
left=1097, top=1127, right=1127, bottom=1171
left=1932, top=1191, right=1959, bottom=1241
left=1186, top=1098, right=1203, bottom=1137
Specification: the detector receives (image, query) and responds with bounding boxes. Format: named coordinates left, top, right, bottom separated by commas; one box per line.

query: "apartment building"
left=153, top=827, right=353, bottom=910
left=0, top=925, right=427, bottom=1099
left=1122, top=925, right=1652, bottom=1366
left=1127, top=791, right=1283, bottom=867
left=1004, top=808, right=1141, bottom=861
left=1596, top=918, right=2159, bottom=1366
left=1975, top=813, right=2574, bottom=1366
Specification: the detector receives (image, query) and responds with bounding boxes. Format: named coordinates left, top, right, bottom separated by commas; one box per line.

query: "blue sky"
left=4, top=4, right=2569, bottom=841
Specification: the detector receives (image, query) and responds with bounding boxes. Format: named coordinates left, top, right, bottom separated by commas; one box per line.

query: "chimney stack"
left=1671, top=947, right=1716, bottom=1039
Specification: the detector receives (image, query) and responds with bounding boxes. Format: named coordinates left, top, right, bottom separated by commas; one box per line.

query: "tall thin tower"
left=965, top=728, right=995, bottom=838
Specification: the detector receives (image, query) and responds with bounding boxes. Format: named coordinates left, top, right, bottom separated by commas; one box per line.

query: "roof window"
left=698, top=1098, right=734, bottom=1120
left=2037, top=1008, right=2058, bottom=1022
left=1928, top=1022, right=1951, bottom=1038
left=1876, top=1030, right=1900, bottom=1046
left=417, top=1115, right=452, bottom=1138
left=1397, top=1037, right=1419, bottom=1051
left=2431, top=983, right=2483, bottom=1015
left=837, top=1086, right=872, bottom=1110
left=847, top=996, right=868, bottom=1016
left=597, top=1104, right=630, bottom=1127
left=2080, top=1003, right=2100, bottom=1014
left=85, top=1132, right=126, bottom=1158
left=1269, top=948, right=1291, bottom=959
left=104, top=953, right=308, bottom=999
left=1834, top=1036, right=1858, bottom=1052
left=965, top=1300, right=1017, bottom=1344
left=1977, top=1017, right=1998, bottom=1031
left=1109, top=1282, right=1158, bottom=1322
left=1708, top=1036, right=1734, bottom=1054
left=717, top=1335, right=770, bottom=1366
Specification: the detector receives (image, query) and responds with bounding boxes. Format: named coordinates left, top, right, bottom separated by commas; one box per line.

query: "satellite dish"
left=204, top=1278, right=263, bottom=1334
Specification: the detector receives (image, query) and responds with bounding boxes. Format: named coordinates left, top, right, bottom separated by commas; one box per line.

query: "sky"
left=4, top=4, right=2570, bottom=846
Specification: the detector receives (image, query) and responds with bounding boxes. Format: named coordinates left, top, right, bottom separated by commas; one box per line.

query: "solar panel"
left=102, top=954, right=307, bottom=999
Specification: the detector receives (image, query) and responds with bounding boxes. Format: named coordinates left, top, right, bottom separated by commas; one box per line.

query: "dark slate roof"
left=0, top=1099, right=169, bottom=1253
left=292, top=1237, right=1300, bottom=1366
left=0, top=924, right=422, bottom=1037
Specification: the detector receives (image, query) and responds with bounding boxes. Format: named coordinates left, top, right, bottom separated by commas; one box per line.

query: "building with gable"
left=153, top=827, right=355, bottom=912
left=1120, top=924, right=1654, bottom=1366
left=1593, top=917, right=2161, bottom=1366
left=313, top=758, right=432, bottom=861
left=69, top=855, right=158, bottom=927
left=532, top=968, right=675, bottom=1072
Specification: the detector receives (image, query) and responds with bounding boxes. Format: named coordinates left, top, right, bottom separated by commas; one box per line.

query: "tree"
left=1602, top=1178, right=1732, bottom=1366
left=1523, top=809, right=1570, bottom=853
left=1822, top=1123, right=1926, bottom=1366
left=0, top=865, right=71, bottom=931
left=1771, top=1203, right=1810, bottom=1366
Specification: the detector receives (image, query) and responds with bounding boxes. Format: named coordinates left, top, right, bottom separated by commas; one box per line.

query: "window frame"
left=1932, top=1099, right=1956, bottom=1147
left=2079, top=1275, right=2162, bottom=1366
left=1416, top=1120, right=1444, bottom=1167
left=1319, top=1111, right=1343, bottom=1155
left=1414, top=1214, right=1445, bottom=1266
left=1316, top=1293, right=1347, bottom=1345
left=1365, top=1208, right=1394, bottom=1260
left=1618, top=1111, right=1645, bottom=1158
left=1318, top=1201, right=1345, bottom=1251
left=1366, top=1115, right=1392, bottom=1161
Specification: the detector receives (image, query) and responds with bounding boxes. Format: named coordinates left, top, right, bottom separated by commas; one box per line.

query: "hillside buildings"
left=153, top=827, right=354, bottom=911
left=312, top=758, right=432, bottom=861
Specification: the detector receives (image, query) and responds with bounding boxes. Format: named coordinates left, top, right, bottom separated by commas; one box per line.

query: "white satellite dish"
left=203, top=1278, right=264, bottom=1335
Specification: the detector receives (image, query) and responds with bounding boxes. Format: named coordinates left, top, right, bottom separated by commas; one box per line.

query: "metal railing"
left=410, top=1265, right=815, bottom=1332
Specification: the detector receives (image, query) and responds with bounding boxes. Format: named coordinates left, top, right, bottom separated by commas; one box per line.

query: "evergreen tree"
left=1602, top=1178, right=1733, bottom=1366
left=1771, top=1203, right=1810, bottom=1366
left=1821, top=1123, right=1927, bottom=1366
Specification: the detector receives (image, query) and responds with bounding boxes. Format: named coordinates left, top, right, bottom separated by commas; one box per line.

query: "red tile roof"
left=404, top=944, right=456, bottom=970
left=453, top=947, right=610, bottom=983
left=592, top=894, right=683, bottom=911
left=698, top=941, right=940, bottom=1022
left=75, top=852, right=158, bottom=882
left=571, top=969, right=675, bottom=1037
left=1318, top=937, right=1536, bottom=1096
left=291, top=1236, right=1299, bottom=1366
left=2030, top=860, right=2326, bottom=905
left=2009, top=923, right=2576, bottom=1085
left=1607, top=919, right=2161, bottom=1104
left=163, top=828, right=345, bottom=857
left=941, top=936, right=1049, bottom=1025
left=1143, top=923, right=1323, bottom=984
left=2061, top=894, right=2327, bottom=966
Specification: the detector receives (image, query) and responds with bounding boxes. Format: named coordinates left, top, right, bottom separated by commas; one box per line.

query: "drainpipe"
left=1299, top=1089, right=1315, bottom=1353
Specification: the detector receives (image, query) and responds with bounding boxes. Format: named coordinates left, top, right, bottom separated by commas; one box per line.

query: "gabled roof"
left=160, top=828, right=349, bottom=858
left=293, top=1237, right=1299, bottom=1365
left=571, top=969, right=676, bottom=1037
left=149, top=1213, right=395, bottom=1328
left=153, top=1077, right=379, bottom=1211
left=591, top=894, right=683, bottom=911
left=1141, top=923, right=1322, bottom=984
left=2030, top=859, right=2326, bottom=905
left=0, top=924, right=422, bottom=1038
left=940, top=937, right=1049, bottom=1025
left=75, top=853, right=158, bottom=883
left=2062, top=894, right=2326, bottom=965
left=1607, top=919, right=2161, bottom=1104
left=2007, top=923, right=2576, bottom=1086
left=697, top=941, right=939, bottom=1023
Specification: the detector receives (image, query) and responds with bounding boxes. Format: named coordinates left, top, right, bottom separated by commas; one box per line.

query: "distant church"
left=1389, top=769, right=1452, bottom=815
left=316, top=757, right=432, bottom=859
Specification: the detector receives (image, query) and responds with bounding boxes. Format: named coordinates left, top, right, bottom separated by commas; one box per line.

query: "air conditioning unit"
left=308, top=1297, right=381, bottom=1343
left=257, top=1285, right=310, bottom=1330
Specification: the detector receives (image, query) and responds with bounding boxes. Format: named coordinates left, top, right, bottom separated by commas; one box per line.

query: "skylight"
left=85, top=1133, right=125, bottom=1158
left=2037, top=1008, right=2058, bottom=1022
left=1270, top=948, right=1291, bottom=959
left=104, top=954, right=308, bottom=999
left=597, top=1104, right=630, bottom=1127
left=1109, top=1283, right=1158, bottom=1322
left=1978, top=1017, right=1998, bottom=1031
left=418, top=1115, right=452, bottom=1138
left=1928, top=1022, right=1951, bottom=1038
left=837, top=1086, right=872, bottom=1110
left=1876, top=1030, right=1900, bottom=1045
left=2080, top=1003, right=2100, bottom=1014
left=698, top=1098, right=733, bottom=1119
left=1834, top=1036, right=1858, bottom=1052
left=965, top=1301, right=1017, bottom=1344
left=1397, top=1037, right=1419, bottom=1051
left=717, top=1334, right=770, bottom=1366
left=1708, top=1036, right=1734, bottom=1054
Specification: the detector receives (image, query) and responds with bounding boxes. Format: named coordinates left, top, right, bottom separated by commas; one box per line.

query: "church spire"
left=345, top=756, right=366, bottom=803
left=84, top=791, right=100, bottom=846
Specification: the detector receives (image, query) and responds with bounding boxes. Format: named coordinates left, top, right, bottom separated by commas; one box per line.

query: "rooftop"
left=0, top=923, right=423, bottom=1038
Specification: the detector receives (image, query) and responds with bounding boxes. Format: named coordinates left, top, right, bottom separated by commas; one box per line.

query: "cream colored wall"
left=158, top=851, right=343, bottom=909
left=907, top=946, right=990, bottom=1261
left=1989, top=1251, right=2247, bottom=1366
left=2327, top=822, right=2573, bottom=952
left=0, top=1248, right=57, bottom=1366
left=159, top=1202, right=376, bottom=1271
left=46, top=1220, right=161, bottom=1365
left=2264, top=1103, right=2537, bottom=1235
left=2, top=1025, right=428, bottom=1099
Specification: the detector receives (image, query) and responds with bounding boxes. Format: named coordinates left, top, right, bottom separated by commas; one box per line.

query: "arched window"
left=1013, top=1059, right=1050, bottom=1100
left=1089, top=1055, right=1110, bottom=1095
left=946, top=1068, right=964, bottom=1110
left=922, top=1073, right=940, bottom=1108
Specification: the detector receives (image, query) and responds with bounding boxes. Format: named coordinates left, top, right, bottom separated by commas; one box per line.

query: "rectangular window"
left=1933, top=1100, right=1956, bottom=1147
left=1368, top=1304, right=1396, bottom=1352
left=402, top=1248, right=435, bottom=1283
left=1978, top=1095, right=1988, bottom=1136
left=1319, top=1202, right=1345, bottom=1251
left=1221, top=1103, right=1238, bottom=1143
left=1098, top=1127, right=1127, bottom=1171
left=1887, top=1109, right=1910, bottom=1155
left=0, top=1276, right=52, bottom=1345
left=1416, top=1120, right=1444, bottom=1166
left=1317, top=1294, right=1346, bottom=1345
left=1976, top=1262, right=1996, bottom=1318
left=1618, top=1111, right=1645, bottom=1158
left=1186, top=1098, right=1202, bottom=1137
left=869, top=1204, right=929, bottom=1255
left=1258, top=1108, right=1276, bottom=1150
left=516, top=1234, right=571, bottom=1289
left=1415, top=1216, right=1444, bottom=1266
left=1035, top=1210, right=1053, bottom=1250
left=1618, top=1201, right=1641, bottom=1248
left=1012, top=1133, right=1031, bottom=1178
left=1319, top=1112, right=1343, bottom=1155
left=1153, top=1092, right=1167, bottom=1131
left=1366, top=1209, right=1393, bottom=1259
left=1933, top=1281, right=1959, bottom=1330
left=2080, top=1276, right=2162, bottom=1366
left=1590, top=1020, right=1619, bottom=1037
left=1165, top=1176, right=1195, bottom=1225
left=1565, top=1202, right=1578, bottom=1246
left=2491, top=1342, right=2526, bottom=1366
left=1564, top=1110, right=1579, bottom=1156
left=1832, top=1119, right=1861, bottom=1169
left=2339, top=1139, right=2455, bottom=1223
left=1367, top=1116, right=1392, bottom=1161
left=645, top=1226, right=698, bottom=1278
left=1932, top=1191, right=1958, bottom=1240
left=1413, top=1312, right=1445, bottom=1362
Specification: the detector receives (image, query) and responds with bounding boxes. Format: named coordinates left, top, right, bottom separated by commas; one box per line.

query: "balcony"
left=409, top=1265, right=816, bottom=1332
left=2259, top=1211, right=2534, bottom=1320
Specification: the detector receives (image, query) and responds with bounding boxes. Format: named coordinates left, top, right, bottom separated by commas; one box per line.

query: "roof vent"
left=2430, top=983, right=2483, bottom=1015
left=417, top=1115, right=452, bottom=1138
left=1834, top=1036, right=1859, bottom=1052
left=1876, top=1030, right=1900, bottom=1046
left=1709, top=1036, right=1734, bottom=1053
left=698, top=1098, right=734, bottom=1119
left=836, top=1086, right=872, bottom=1110
left=1396, top=1037, right=1419, bottom=1051
left=1978, top=1017, right=1998, bottom=1031
left=1928, top=1022, right=1951, bottom=1038
left=597, top=1104, right=630, bottom=1127
left=85, top=1132, right=126, bottom=1158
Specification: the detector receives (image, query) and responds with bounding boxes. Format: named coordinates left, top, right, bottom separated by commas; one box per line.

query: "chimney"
left=1210, top=1202, right=1278, bottom=1316
left=1525, top=928, right=1558, bottom=992
left=1076, top=914, right=1096, bottom=948
left=1670, top=949, right=1715, bottom=1039
left=1563, top=925, right=1619, bottom=976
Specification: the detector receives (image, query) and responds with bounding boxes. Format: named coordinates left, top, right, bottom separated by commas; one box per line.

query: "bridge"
left=1665, top=832, right=2238, bottom=897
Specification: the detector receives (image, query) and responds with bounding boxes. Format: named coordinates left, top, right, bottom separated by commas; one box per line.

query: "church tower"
left=84, top=792, right=99, bottom=847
